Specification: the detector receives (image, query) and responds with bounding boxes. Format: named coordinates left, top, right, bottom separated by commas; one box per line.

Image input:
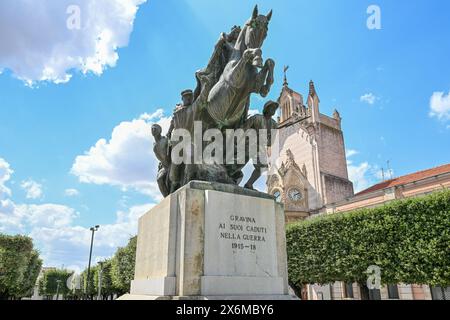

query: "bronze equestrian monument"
left=120, top=6, right=292, bottom=300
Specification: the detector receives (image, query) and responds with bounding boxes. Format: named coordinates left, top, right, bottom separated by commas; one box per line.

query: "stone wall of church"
left=322, top=173, right=354, bottom=205
left=271, top=83, right=355, bottom=216
left=277, top=123, right=323, bottom=210
left=318, top=123, right=349, bottom=180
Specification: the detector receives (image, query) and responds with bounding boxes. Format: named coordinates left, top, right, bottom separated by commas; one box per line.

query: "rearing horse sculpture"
left=204, top=5, right=275, bottom=129
left=153, top=6, right=278, bottom=196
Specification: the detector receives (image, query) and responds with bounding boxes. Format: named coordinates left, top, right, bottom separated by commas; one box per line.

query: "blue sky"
left=0, top=0, right=449, bottom=270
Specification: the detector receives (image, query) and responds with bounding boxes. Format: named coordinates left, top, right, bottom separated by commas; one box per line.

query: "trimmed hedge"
left=286, top=190, right=450, bottom=287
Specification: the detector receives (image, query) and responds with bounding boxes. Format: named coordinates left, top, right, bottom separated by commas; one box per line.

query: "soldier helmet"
left=263, top=100, right=279, bottom=116
left=181, top=89, right=193, bottom=97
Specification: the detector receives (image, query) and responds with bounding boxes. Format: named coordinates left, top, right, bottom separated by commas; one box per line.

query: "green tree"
left=80, top=267, right=97, bottom=299
left=111, top=236, right=137, bottom=295
left=286, top=190, right=450, bottom=291
left=94, top=259, right=115, bottom=299
left=19, top=250, right=42, bottom=298
left=0, top=234, right=42, bottom=300
left=38, top=269, right=73, bottom=300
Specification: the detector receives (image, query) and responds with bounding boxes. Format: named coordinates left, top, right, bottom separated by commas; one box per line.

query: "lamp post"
left=86, top=225, right=99, bottom=299
left=97, top=261, right=104, bottom=300
left=55, top=279, right=62, bottom=300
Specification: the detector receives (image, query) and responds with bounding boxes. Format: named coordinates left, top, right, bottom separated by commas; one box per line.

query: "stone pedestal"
left=119, top=181, right=292, bottom=300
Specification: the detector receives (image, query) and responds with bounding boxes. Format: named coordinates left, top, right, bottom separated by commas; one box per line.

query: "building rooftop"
left=356, top=163, right=450, bottom=196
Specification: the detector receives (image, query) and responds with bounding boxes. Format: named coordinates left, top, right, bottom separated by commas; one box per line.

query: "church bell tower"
left=267, top=72, right=354, bottom=222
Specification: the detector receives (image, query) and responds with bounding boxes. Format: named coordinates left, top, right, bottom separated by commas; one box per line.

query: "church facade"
left=267, top=79, right=354, bottom=222
left=267, top=78, right=450, bottom=300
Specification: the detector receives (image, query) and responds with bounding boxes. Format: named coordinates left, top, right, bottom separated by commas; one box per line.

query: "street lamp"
left=55, top=279, right=62, bottom=300
left=86, top=225, right=99, bottom=299
left=97, top=261, right=104, bottom=300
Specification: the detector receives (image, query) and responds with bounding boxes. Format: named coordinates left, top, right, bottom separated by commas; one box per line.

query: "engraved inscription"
left=218, top=215, right=268, bottom=251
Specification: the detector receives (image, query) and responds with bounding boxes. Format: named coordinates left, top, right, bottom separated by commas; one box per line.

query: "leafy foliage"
left=80, top=266, right=97, bottom=298
left=286, top=190, right=450, bottom=287
left=49, top=236, right=138, bottom=300
left=20, top=250, right=42, bottom=298
left=38, top=269, right=73, bottom=299
left=0, top=234, right=138, bottom=300
left=0, top=234, right=42, bottom=299
left=93, top=259, right=115, bottom=299
left=111, top=236, right=137, bottom=295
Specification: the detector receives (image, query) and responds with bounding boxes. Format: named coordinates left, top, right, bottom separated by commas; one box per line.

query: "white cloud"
left=0, top=199, right=21, bottom=233
left=1, top=171, right=78, bottom=232
left=30, top=203, right=153, bottom=269
left=346, top=149, right=376, bottom=193
left=17, top=204, right=78, bottom=229
left=71, top=110, right=171, bottom=201
left=346, top=150, right=395, bottom=193
left=0, top=158, right=18, bottom=232
left=139, top=109, right=165, bottom=121
left=1, top=201, right=78, bottom=234
left=0, top=158, right=13, bottom=198
left=30, top=203, right=151, bottom=249
left=429, top=91, right=450, bottom=121
left=346, top=149, right=359, bottom=158
left=348, top=161, right=372, bottom=193
left=21, top=179, right=43, bottom=199
left=64, top=188, right=80, bottom=197
left=360, top=93, right=377, bottom=105
left=0, top=158, right=154, bottom=271
left=0, top=0, right=147, bottom=85
left=0, top=155, right=154, bottom=269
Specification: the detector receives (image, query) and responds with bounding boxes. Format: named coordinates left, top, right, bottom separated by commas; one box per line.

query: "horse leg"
left=254, top=58, right=275, bottom=97
left=244, top=164, right=263, bottom=190
left=224, top=48, right=261, bottom=87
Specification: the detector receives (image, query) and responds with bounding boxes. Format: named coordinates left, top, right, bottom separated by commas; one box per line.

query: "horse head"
left=236, top=5, right=272, bottom=52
